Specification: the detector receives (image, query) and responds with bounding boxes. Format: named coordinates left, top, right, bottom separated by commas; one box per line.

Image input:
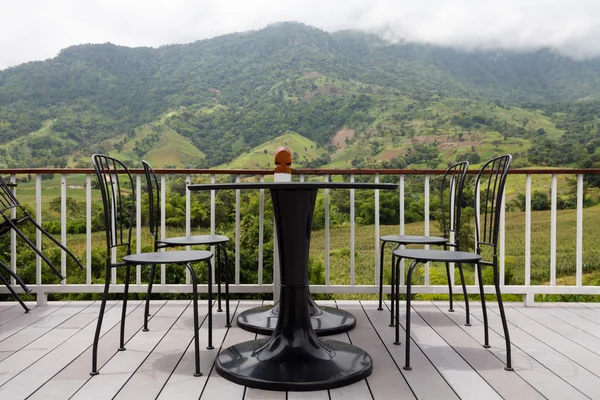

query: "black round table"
left=188, top=182, right=396, bottom=391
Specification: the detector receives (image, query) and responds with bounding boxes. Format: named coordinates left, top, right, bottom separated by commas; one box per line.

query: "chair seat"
left=123, top=250, right=213, bottom=265
left=380, top=235, right=448, bottom=245
left=393, top=248, right=482, bottom=263
left=157, top=234, right=230, bottom=246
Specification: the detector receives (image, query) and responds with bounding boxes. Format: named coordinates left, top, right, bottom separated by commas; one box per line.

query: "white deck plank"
left=0, top=302, right=96, bottom=387
left=198, top=302, right=262, bottom=400
left=364, top=302, right=460, bottom=400
left=0, top=304, right=36, bottom=331
left=0, top=303, right=17, bottom=312
left=440, top=301, right=590, bottom=400
left=345, top=301, right=415, bottom=400
left=71, top=301, right=190, bottom=400
left=0, top=302, right=69, bottom=343
left=28, top=300, right=155, bottom=400
left=0, top=301, right=121, bottom=399
left=0, top=302, right=93, bottom=358
left=117, top=300, right=228, bottom=400
left=468, top=303, right=599, bottom=399
left=515, top=304, right=600, bottom=353
left=558, top=303, right=600, bottom=328
left=413, top=302, right=544, bottom=400
left=384, top=300, right=500, bottom=400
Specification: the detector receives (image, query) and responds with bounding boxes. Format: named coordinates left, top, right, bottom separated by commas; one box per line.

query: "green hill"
left=0, top=22, right=599, bottom=169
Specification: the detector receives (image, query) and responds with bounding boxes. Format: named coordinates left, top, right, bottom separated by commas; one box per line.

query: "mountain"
left=0, top=22, right=599, bottom=169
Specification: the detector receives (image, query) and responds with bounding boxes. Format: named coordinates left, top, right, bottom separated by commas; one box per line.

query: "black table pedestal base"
left=236, top=297, right=356, bottom=336
left=216, top=286, right=372, bottom=391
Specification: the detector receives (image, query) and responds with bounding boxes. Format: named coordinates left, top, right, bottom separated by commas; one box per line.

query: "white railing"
left=1, top=167, right=600, bottom=306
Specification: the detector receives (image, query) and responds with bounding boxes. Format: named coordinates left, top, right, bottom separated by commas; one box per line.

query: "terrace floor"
left=1, top=299, right=599, bottom=400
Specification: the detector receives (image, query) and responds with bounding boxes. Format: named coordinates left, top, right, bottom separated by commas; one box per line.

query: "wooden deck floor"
left=1, top=299, right=600, bottom=400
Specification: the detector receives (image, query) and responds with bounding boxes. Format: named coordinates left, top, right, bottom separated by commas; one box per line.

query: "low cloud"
left=2, top=0, right=600, bottom=69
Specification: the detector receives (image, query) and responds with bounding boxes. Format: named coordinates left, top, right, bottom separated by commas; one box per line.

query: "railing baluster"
left=399, top=175, right=405, bottom=286
left=36, top=174, right=42, bottom=286
left=525, top=174, right=531, bottom=287
left=475, top=179, right=480, bottom=286
left=86, top=175, right=92, bottom=285
left=235, top=175, right=240, bottom=285
left=60, top=174, right=67, bottom=283
left=350, top=174, right=355, bottom=286
left=576, top=174, right=583, bottom=287
left=300, top=174, right=305, bottom=183
left=325, top=174, right=330, bottom=286
left=185, top=174, right=191, bottom=285
left=424, top=174, right=430, bottom=286
left=258, top=175, right=265, bottom=285
left=375, top=174, right=380, bottom=286
left=9, top=175, right=16, bottom=285
left=161, top=174, right=166, bottom=285
left=550, top=174, right=557, bottom=286
left=499, top=190, right=506, bottom=286
left=211, top=174, right=216, bottom=285
left=136, top=175, right=141, bottom=285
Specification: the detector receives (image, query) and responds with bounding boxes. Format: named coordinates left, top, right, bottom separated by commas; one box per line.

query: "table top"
left=188, top=182, right=397, bottom=191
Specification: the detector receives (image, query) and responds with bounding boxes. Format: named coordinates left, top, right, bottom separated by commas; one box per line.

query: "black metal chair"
left=379, top=161, right=471, bottom=326
left=90, top=155, right=214, bottom=377
left=0, top=175, right=85, bottom=311
left=393, top=154, right=513, bottom=371
left=142, top=160, right=230, bottom=329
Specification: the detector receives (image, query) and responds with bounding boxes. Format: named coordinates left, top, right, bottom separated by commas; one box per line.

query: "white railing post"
left=185, top=174, right=191, bottom=284
left=86, top=175, right=92, bottom=286
left=60, top=174, right=67, bottom=283
left=9, top=175, right=16, bottom=285
left=350, top=174, right=355, bottom=286
left=550, top=174, right=557, bottom=287
left=399, top=175, right=405, bottom=286
left=576, top=174, right=583, bottom=287
left=499, top=191, right=506, bottom=286
left=235, top=175, right=240, bottom=285
left=325, top=174, right=330, bottom=286
left=160, top=175, right=166, bottom=285
left=375, top=174, right=380, bottom=286
left=35, top=174, right=42, bottom=286
left=258, top=175, right=265, bottom=285
left=524, top=174, right=533, bottom=306
left=136, top=175, right=141, bottom=285
left=211, top=174, right=216, bottom=285
left=424, top=174, right=430, bottom=286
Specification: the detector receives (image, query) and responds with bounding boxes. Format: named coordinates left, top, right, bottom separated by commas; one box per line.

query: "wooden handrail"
left=1, top=168, right=600, bottom=175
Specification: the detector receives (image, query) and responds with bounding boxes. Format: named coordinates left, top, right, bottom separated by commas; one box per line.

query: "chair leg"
left=492, top=261, right=513, bottom=371
left=221, top=243, right=231, bottom=327
left=0, top=260, right=30, bottom=293
left=119, top=265, right=131, bottom=351
left=186, top=263, right=202, bottom=377
left=457, top=263, right=471, bottom=326
left=0, top=272, right=29, bottom=312
left=216, top=245, right=222, bottom=312
left=35, top=218, right=85, bottom=270
left=207, top=259, right=213, bottom=350
left=91, top=265, right=111, bottom=376
left=389, top=252, right=396, bottom=327
left=143, top=265, right=157, bottom=332
left=404, top=259, right=420, bottom=370
left=7, top=218, right=64, bottom=280
left=445, top=261, right=454, bottom=312
left=476, top=263, right=490, bottom=348
left=394, top=256, right=402, bottom=345
left=378, top=240, right=386, bottom=310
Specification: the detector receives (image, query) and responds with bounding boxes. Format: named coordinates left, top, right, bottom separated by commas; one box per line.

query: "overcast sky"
left=1, top=0, right=599, bottom=69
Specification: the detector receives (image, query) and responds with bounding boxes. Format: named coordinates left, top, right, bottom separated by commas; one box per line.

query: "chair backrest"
left=474, top=154, right=512, bottom=257
left=440, top=161, right=469, bottom=248
left=141, top=160, right=160, bottom=245
left=0, top=175, right=21, bottom=214
left=92, top=154, right=135, bottom=256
